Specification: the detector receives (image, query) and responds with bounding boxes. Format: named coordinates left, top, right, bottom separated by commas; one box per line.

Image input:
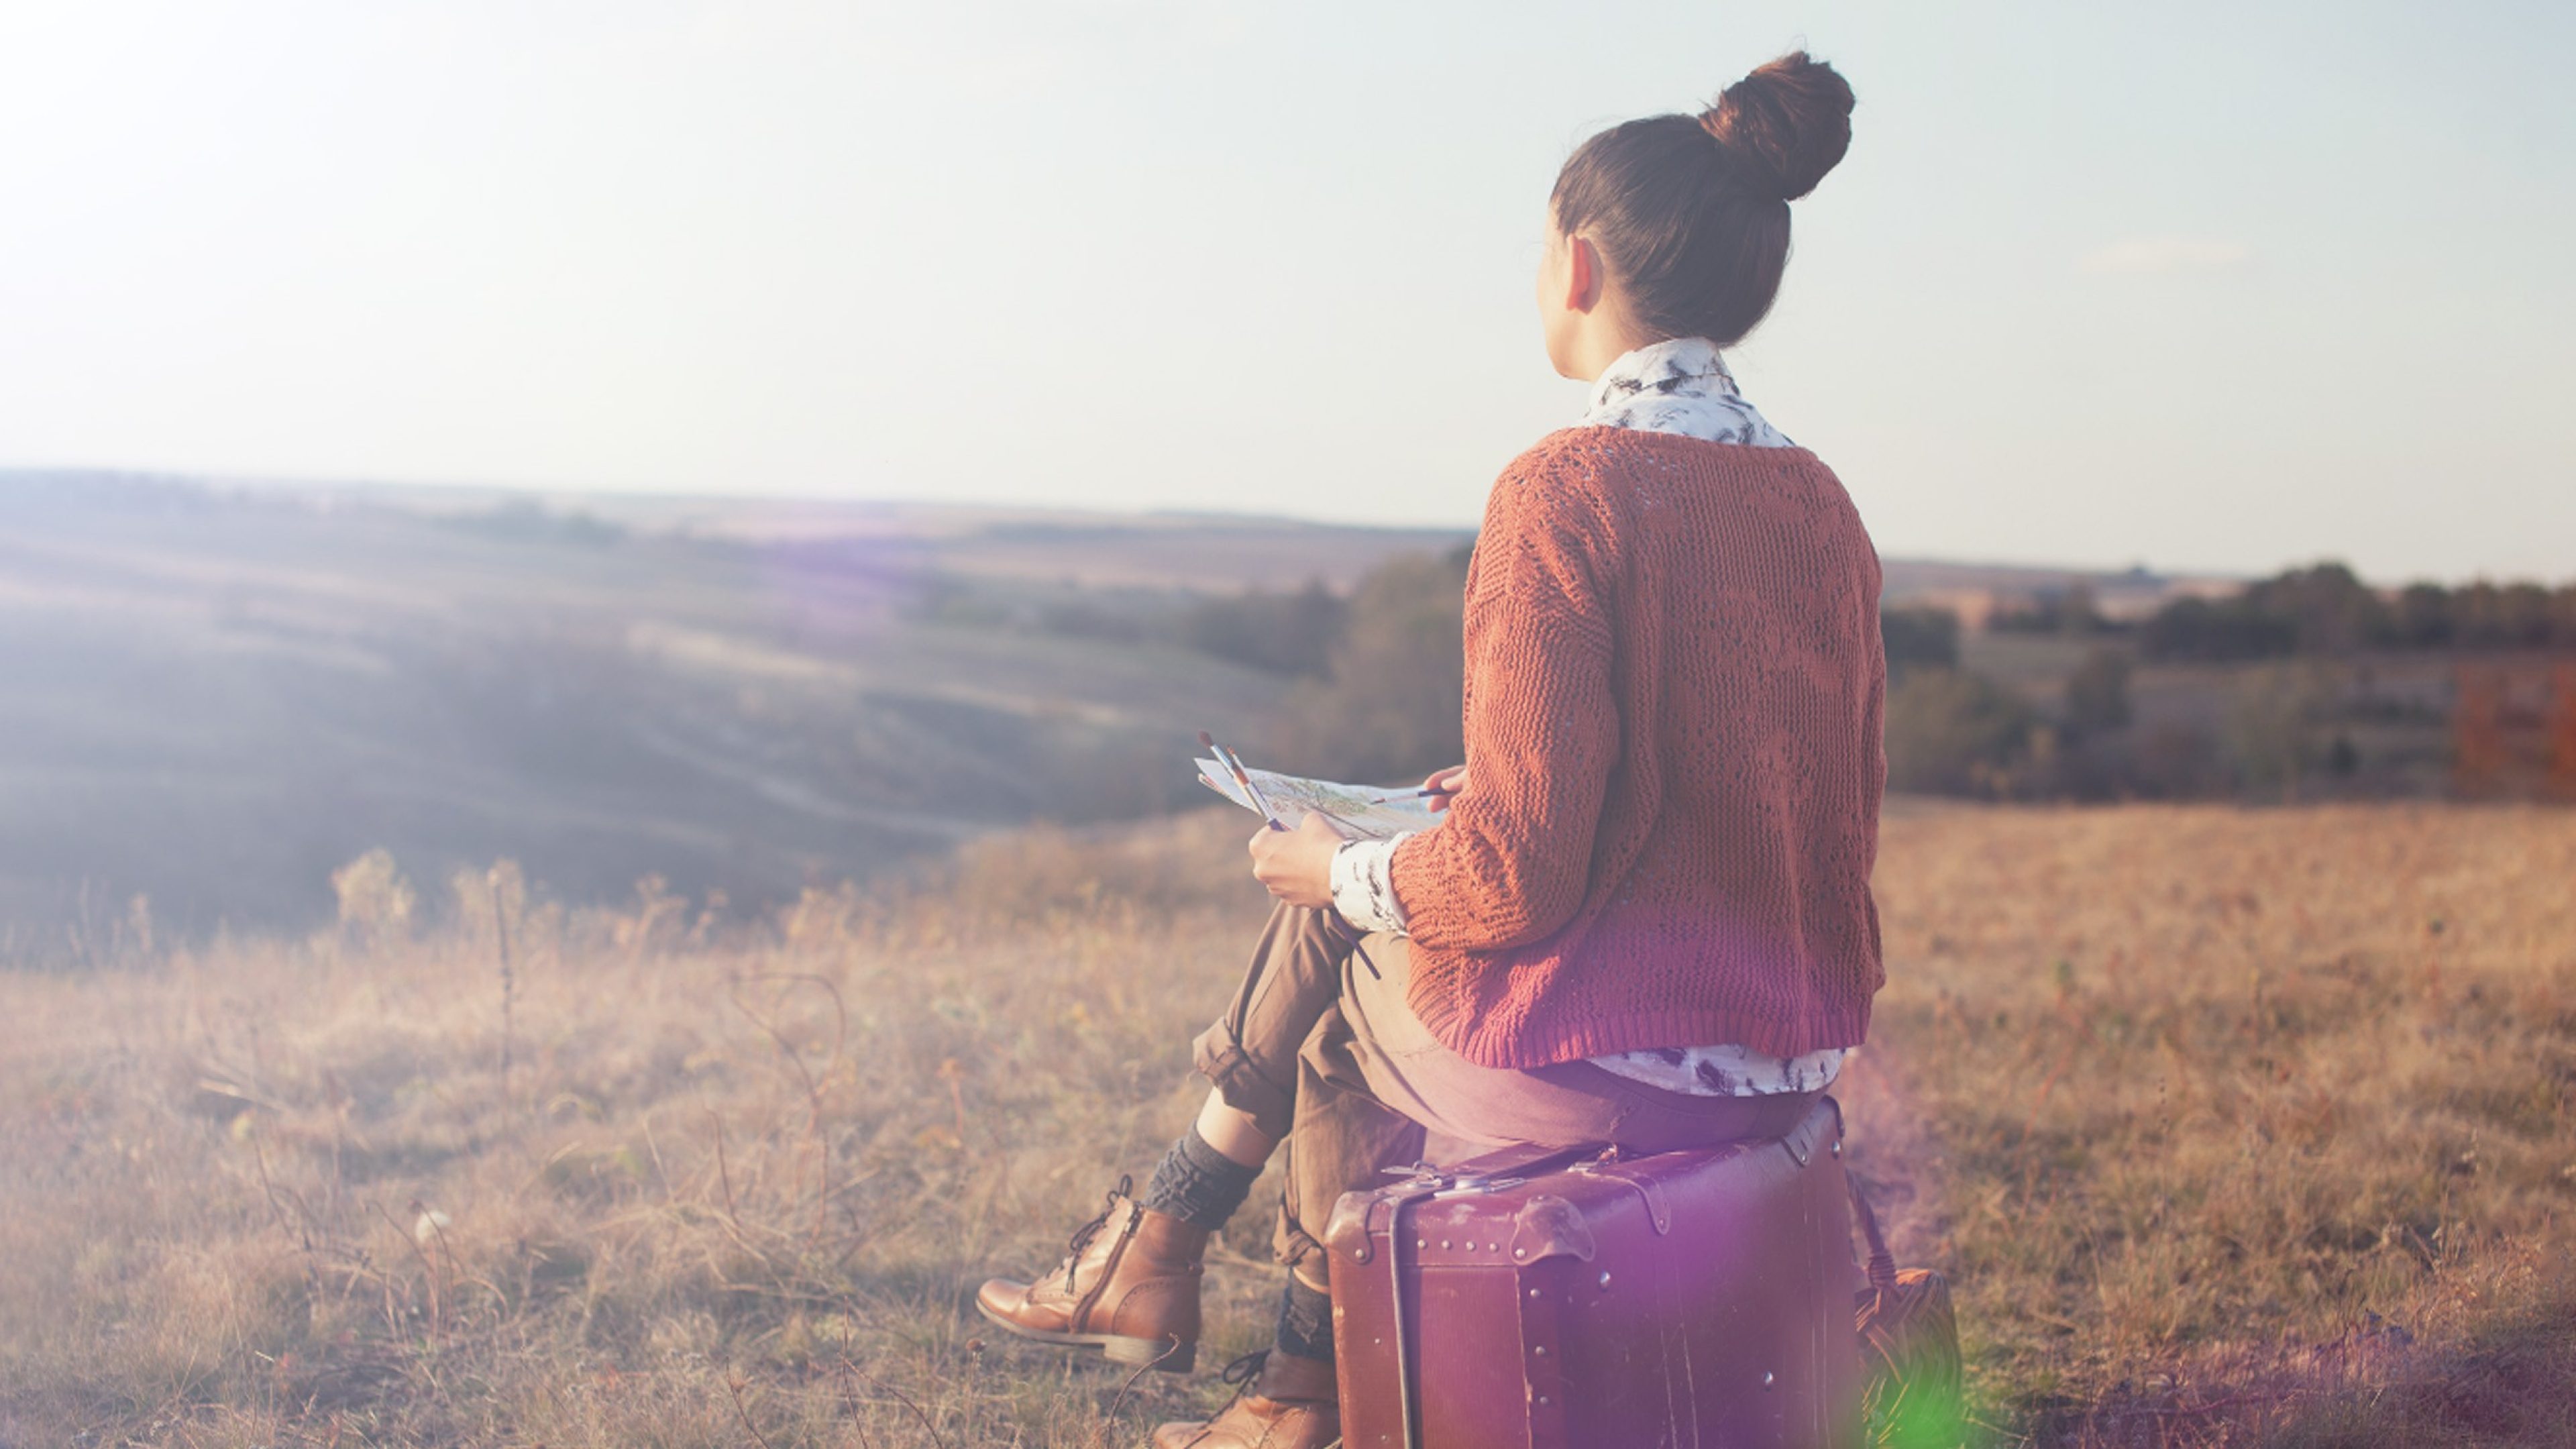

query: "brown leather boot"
left=975, top=1176, right=1209, bottom=1373
left=1150, top=1350, right=1340, bottom=1449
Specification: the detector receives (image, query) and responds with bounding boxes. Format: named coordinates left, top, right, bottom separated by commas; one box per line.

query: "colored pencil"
left=1200, top=731, right=1287, bottom=831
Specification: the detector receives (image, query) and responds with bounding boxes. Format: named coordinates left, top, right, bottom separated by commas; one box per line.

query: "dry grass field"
left=3, top=802, right=2572, bottom=1448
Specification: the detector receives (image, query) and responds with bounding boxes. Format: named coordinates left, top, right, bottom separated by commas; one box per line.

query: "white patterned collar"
left=1579, top=335, right=1792, bottom=448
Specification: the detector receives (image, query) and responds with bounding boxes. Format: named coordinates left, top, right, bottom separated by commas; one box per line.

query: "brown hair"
left=1550, top=51, right=1854, bottom=347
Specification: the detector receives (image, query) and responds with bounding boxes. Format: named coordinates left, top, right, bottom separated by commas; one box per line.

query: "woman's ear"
left=1566, top=235, right=1603, bottom=315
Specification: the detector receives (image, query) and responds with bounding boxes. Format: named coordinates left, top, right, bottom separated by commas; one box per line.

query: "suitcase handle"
left=1568, top=1157, right=1674, bottom=1234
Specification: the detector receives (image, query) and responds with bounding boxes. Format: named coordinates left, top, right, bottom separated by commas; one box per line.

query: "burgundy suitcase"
left=1324, top=1097, right=1862, bottom=1449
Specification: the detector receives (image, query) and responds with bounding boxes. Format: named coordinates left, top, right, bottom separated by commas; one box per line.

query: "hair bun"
left=1699, top=50, right=1854, bottom=201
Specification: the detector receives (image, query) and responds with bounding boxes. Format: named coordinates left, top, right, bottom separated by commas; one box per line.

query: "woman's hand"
left=1421, top=763, right=1469, bottom=812
left=1248, top=812, right=1343, bottom=909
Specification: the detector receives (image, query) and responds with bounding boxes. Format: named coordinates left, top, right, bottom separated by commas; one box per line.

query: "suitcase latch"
left=1507, top=1193, right=1599, bottom=1264
left=1780, top=1096, right=1841, bottom=1167
left=1570, top=1158, right=1674, bottom=1235
left=1331, top=1172, right=1449, bottom=1267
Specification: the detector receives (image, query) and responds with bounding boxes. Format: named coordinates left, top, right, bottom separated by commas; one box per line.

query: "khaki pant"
left=1191, top=902, right=1823, bottom=1275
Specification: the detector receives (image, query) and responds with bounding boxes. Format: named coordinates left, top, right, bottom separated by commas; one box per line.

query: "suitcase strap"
left=1847, top=1175, right=1900, bottom=1295
left=1371, top=1171, right=1450, bottom=1449
left=1821, top=1096, right=1900, bottom=1293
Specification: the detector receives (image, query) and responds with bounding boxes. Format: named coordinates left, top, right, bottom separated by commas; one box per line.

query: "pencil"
left=1224, top=745, right=1290, bottom=831
left=1200, top=731, right=1287, bottom=831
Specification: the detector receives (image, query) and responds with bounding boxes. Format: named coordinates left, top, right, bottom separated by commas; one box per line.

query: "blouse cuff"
left=1329, top=833, right=1415, bottom=935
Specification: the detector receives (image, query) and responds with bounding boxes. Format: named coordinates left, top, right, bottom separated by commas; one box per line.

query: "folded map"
left=1193, top=757, right=1444, bottom=841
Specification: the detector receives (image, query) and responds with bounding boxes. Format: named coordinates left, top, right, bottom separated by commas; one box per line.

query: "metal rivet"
left=1440, top=1240, right=1452, bottom=1250
left=1533, top=1346, right=1547, bottom=1357
left=1417, top=1239, right=1428, bottom=1249
left=1762, top=1371, right=1776, bottom=1389
left=1599, top=1271, right=1613, bottom=1288
left=1487, top=1242, right=1498, bottom=1252
left=1831, top=1140, right=1841, bottom=1157
left=1538, top=1395, right=1550, bottom=1405
left=1527, top=1287, right=1541, bottom=1299
left=1513, top=1247, right=1527, bottom=1259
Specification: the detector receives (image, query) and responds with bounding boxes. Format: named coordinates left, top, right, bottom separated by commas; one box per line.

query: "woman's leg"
left=1183, top=899, right=1367, bottom=1148
left=1191, top=1089, right=1274, bottom=1167
left=1146, top=939, right=1421, bottom=1449
left=976, top=901, right=1371, bottom=1379
left=1128, top=896, right=1371, bottom=1230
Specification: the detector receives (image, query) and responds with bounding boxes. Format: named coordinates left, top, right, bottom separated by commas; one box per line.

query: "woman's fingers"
left=1246, top=823, right=1283, bottom=879
left=1247, top=813, right=1340, bottom=908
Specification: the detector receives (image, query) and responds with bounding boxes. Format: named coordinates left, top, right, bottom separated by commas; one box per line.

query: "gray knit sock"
left=1138, top=1126, right=1262, bottom=1230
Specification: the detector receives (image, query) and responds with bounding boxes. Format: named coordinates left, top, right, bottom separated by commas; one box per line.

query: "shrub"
left=2451, top=664, right=2512, bottom=798
left=2243, top=561, right=2386, bottom=654
left=1880, top=606, right=1961, bottom=679
left=1181, top=581, right=1346, bottom=677
left=1884, top=667, right=2037, bottom=796
left=2226, top=664, right=2335, bottom=800
left=2063, top=646, right=2133, bottom=737
left=2141, top=594, right=2300, bottom=662
left=1273, top=550, right=1469, bottom=784
left=2447, top=580, right=2566, bottom=649
left=2549, top=664, right=2576, bottom=798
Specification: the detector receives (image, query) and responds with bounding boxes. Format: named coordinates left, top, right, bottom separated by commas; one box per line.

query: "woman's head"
left=1538, top=51, right=1854, bottom=378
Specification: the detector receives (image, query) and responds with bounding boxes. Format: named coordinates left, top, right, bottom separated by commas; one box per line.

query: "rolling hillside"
left=0, top=472, right=2226, bottom=947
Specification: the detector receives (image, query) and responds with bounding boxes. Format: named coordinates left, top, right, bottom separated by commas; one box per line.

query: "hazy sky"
left=3, top=1, right=2569, bottom=580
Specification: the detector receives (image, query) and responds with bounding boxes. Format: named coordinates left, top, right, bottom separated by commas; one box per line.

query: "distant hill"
left=246, top=477, right=2243, bottom=604
left=0, top=475, right=1305, bottom=944
left=0, top=470, right=2235, bottom=948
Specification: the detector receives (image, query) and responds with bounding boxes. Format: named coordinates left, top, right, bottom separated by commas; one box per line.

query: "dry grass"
left=2, top=803, right=2572, bottom=1448
left=1855, top=802, right=2576, bottom=1446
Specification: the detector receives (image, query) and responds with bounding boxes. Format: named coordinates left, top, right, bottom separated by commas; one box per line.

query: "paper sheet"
left=1194, top=757, right=1443, bottom=841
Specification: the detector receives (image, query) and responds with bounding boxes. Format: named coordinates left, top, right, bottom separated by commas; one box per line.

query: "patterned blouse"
left=1329, top=335, right=1848, bottom=1098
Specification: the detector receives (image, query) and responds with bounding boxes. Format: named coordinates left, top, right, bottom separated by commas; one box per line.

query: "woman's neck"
left=1562, top=324, right=1656, bottom=384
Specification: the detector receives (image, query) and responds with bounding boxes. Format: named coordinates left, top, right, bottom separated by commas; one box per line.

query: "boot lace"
left=1171, top=1352, right=1324, bottom=1446
left=1192, top=1351, right=1269, bottom=1432
left=1060, top=1173, right=1134, bottom=1292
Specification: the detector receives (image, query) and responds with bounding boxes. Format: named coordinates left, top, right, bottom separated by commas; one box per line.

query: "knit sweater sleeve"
left=1388, top=455, right=1618, bottom=953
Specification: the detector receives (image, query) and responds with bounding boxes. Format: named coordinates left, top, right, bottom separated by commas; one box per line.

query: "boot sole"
left=974, top=1300, right=1197, bottom=1374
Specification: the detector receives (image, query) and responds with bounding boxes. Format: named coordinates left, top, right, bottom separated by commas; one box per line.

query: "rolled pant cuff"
left=1273, top=1220, right=1327, bottom=1277
left=1191, top=1024, right=1297, bottom=1144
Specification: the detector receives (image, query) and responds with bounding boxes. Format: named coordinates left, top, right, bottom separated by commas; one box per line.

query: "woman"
left=979, top=50, right=1882, bottom=1449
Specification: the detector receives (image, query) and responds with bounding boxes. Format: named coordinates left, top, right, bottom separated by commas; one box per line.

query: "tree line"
left=1163, top=551, right=2576, bottom=804
left=1988, top=562, right=2576, bottom=660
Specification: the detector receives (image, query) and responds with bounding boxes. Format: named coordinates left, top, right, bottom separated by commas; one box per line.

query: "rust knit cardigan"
left=1388, top=427, right=1886, bottom=1069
